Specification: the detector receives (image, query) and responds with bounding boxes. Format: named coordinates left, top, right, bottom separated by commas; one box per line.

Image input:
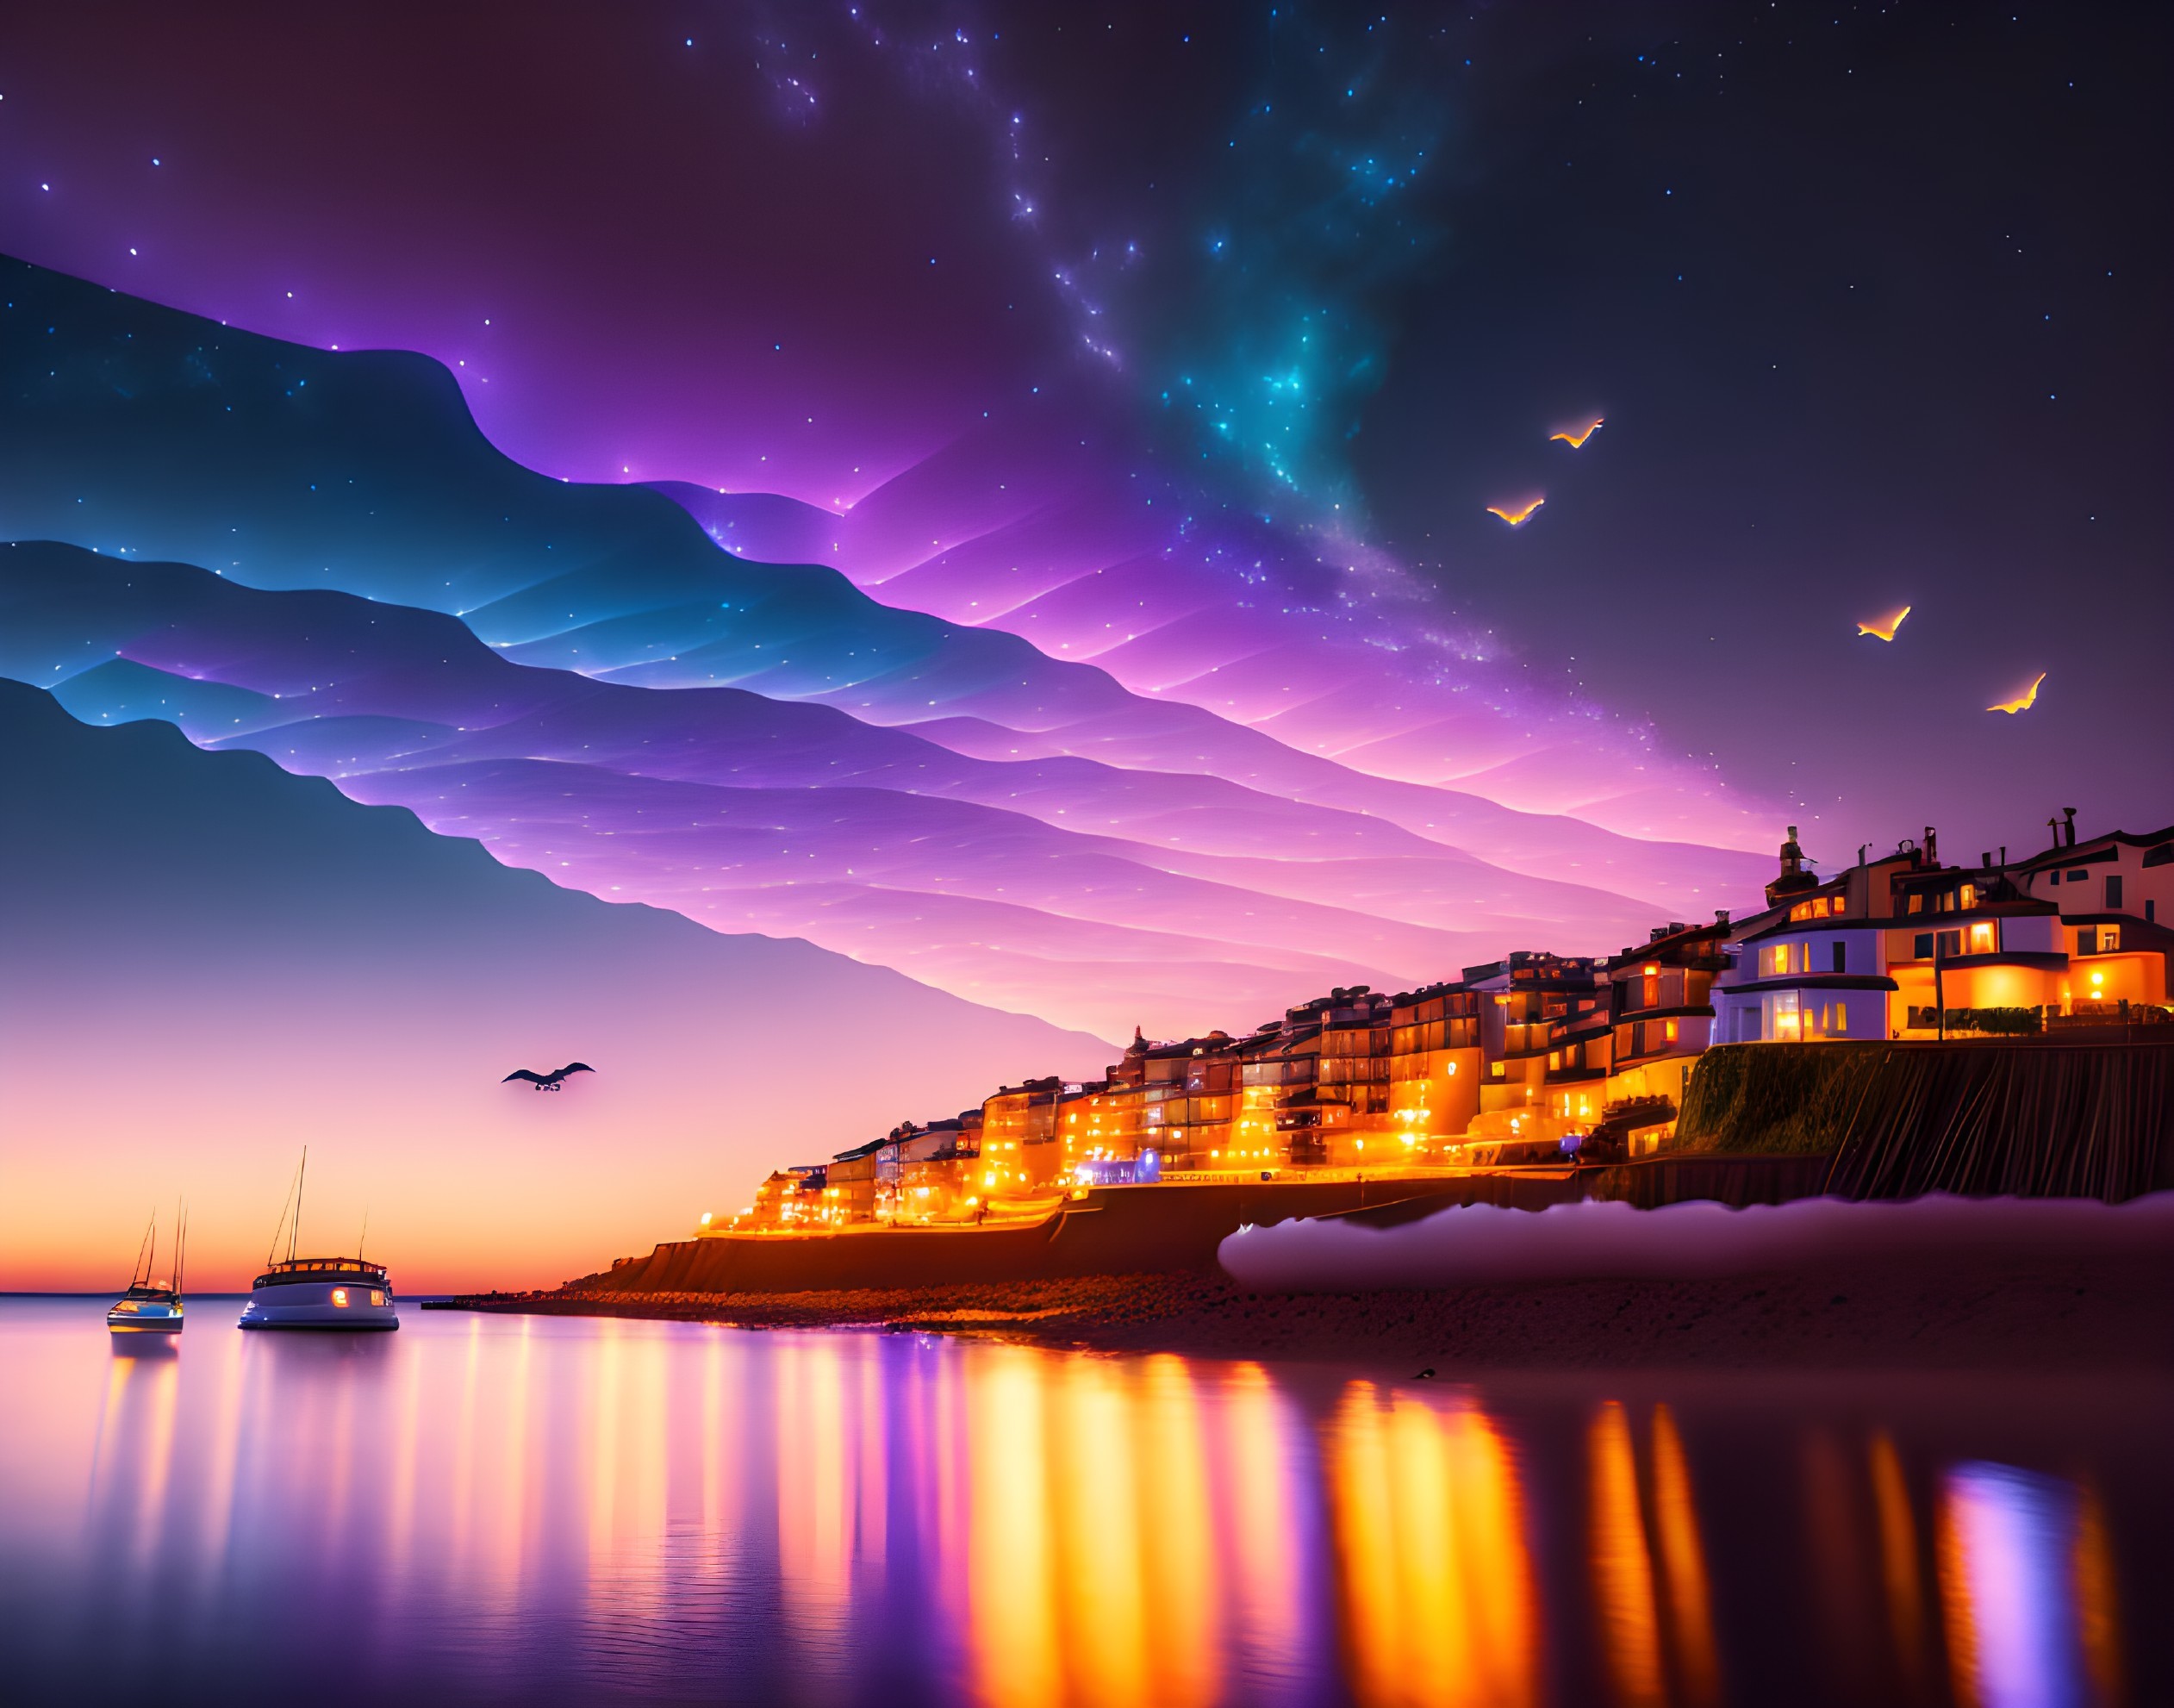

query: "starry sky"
left=3, top=1, right=2163, bottom=857
left=0, top=3, right=2165, bottom=1281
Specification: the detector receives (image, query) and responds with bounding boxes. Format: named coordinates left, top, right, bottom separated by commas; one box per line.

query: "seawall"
left=565, top=1160, right=1829, bottom=1295
left=1678, top=1038, right=2174, bottom=1200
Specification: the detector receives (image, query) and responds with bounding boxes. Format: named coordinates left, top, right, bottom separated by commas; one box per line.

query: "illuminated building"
left=738, top=1165, right=831, bottom=1230
left=728, top=818, right=2171, bottom=1212
left=1883, top=858, right=2067, bottom=1037
left=1543, top=1002, right=1613, bottom=1133
left=1461, top=953, right=1602, bottom=1157
left=1314, top=988, right=1395, bottom=1164
left=825, top=1135, right=886, bottom=1222
left=1142, top=1033, right=1243, bottom=1170
left=981, top=1077, right=1065, bottom=1188
left=1711, top=826, right=1925, bottom=1042
left=897, top=1113, right=989, bottom=1222
left=1712, top=819, right=2172, bottom=1042
left=1255, top=997, right=1330, bottom=1166
left=2014, top=819, right=2174, bottom=1017
left=1386, top=982, right=1481, bottom=1151
left=1596, top=919, right=1733, bottom=1148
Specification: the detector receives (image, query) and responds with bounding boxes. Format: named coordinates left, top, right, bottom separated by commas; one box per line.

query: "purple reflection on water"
left=0, top=1299, right=2163, bottom=1706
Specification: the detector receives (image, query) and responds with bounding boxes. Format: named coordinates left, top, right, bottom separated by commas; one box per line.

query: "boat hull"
left=108, top=1306, right=184, bottom=1334
left=240, top=1281, right=399, bottom=1331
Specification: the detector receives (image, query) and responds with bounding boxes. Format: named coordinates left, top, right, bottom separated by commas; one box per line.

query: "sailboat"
left=108, top=1204, right=187, bottom=1335
left=238, top=1149, right=399, bottom=1331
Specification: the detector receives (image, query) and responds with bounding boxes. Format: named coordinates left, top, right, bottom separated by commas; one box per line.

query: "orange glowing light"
left=1856, top=605, right=1911, bottom=641
left=1486, top=496, right=1546, bottom=527
left=1986, top=672, right=2046, bottom=714
left=1589, top=1400, right=1666, bottom=1707
left=1549, top=415, right=1604, bottom=449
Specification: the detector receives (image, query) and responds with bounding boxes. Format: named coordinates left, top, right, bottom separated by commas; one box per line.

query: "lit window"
left=331, top=1288, right=349, bottom=1307
left=2102, top=926, right=2121, bottom=951
left=1767, top=945, right=1791, bottom=976
left=1490, top=1062, right=1504, bottom=1078
left=1960, top=884, right=1977, bottom=910
left=1968, top=922, right=1995, bottom=954
left=1548, top=1050, right=1560, bottom=1069
left=1664, top=1019, right=1678, bottom=1043
left=371, top=1291, right=385, bottom=1307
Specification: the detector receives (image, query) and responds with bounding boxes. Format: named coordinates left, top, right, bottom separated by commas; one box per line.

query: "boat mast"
left=290, top=1146, right=307, bottom=1263
left=267, top=1150, right=305, bottom=1267
left=131, top=1212, right=154, bottom=1289
left=176, top=1200, right=187, bottom=1300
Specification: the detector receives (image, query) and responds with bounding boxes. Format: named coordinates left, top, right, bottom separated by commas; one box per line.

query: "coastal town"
left=730, top=816, right=2174, bottom=1232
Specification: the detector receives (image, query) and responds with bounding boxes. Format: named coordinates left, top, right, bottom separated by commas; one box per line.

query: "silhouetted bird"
left=502, top=1063, right=594, bottom=1092
left=1414, top=1368, right=1436, bottom=1381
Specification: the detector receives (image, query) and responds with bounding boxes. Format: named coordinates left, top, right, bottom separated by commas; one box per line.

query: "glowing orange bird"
left=1857, top=604, right=1911, bottom=641
left=1550, top=416, right=1604, bottom=449
left=1987, top=672, right=2046, bottom=714
left=1486, top=496, right=1546, bottom=527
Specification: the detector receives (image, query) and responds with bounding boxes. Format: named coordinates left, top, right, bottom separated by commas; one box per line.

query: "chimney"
left=2063, top=807, right=2077, bottom=848
left=1982, top=851, right=1992, bottom=870
left=1924, top=826, right=1939, bottom=867
left=1715, top=908, right=1730, bottom=926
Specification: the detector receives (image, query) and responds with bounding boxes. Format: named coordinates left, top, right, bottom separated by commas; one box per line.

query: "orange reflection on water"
left=2073, top=1484, right=2125, bottom=1708
left=775, top=1334, right=854, bottom=1628
left=1802, top=1425, right=1884, bottom=1701
left=1136, top=1355, right=1219, bottom=1706
left=1054, top=1356, right=1150, bottom=1705
left=1588, top=1400, right=1665, bottom=1708
left=1868, top=1431, right=1930, bottom=1699
left=1217, top=1362, right=1302, bottom=1681
left=1330, top=1381, right=1541, bottom=1708
left=1648, top=1406, right=1721, bottom=1708
left=952, top=1346, right=1234, bottom=1708
left=967, top=1346, right=1061, bottom=1707
left=89, top=1348, right=182, bottom=1574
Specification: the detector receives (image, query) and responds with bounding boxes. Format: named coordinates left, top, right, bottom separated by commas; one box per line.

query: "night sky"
left=0, top=3, right=2166, bottom=1278
left=3, top=2, right=2163, bottom=857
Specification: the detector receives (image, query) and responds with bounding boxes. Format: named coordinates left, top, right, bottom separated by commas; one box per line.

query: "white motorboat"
left=239, top=1256, right=398, bottom=1330
left=238, top=1150, right=398, bottom=1331
left=108, top=1206, right=186, bottom=1336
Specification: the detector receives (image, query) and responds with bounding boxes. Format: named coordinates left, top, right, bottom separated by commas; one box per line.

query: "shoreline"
left=434, top=1250, right=2174, bottom=1371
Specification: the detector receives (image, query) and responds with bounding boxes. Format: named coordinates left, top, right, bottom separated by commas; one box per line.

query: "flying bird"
left=1549, top=416, right=1604, bottom=449
left=502, top=1063, right=595, bottom=1091
left=1987, top=673, right=2046, bottom=714
left=1857, top=605, right=1911, bottom=641
left=1486, top=496, right=1546, bottom=527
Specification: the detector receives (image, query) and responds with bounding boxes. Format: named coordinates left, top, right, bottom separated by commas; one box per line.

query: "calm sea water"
left=0, top=1298, right=2163, bottom=1707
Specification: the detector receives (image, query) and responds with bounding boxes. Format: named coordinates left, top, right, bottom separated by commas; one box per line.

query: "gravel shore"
left=438, top=1248, right=2172, bottom=1370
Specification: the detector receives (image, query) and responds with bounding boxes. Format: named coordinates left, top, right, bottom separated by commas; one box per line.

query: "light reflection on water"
left=0, top=1299, right=2159, bottom=1706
